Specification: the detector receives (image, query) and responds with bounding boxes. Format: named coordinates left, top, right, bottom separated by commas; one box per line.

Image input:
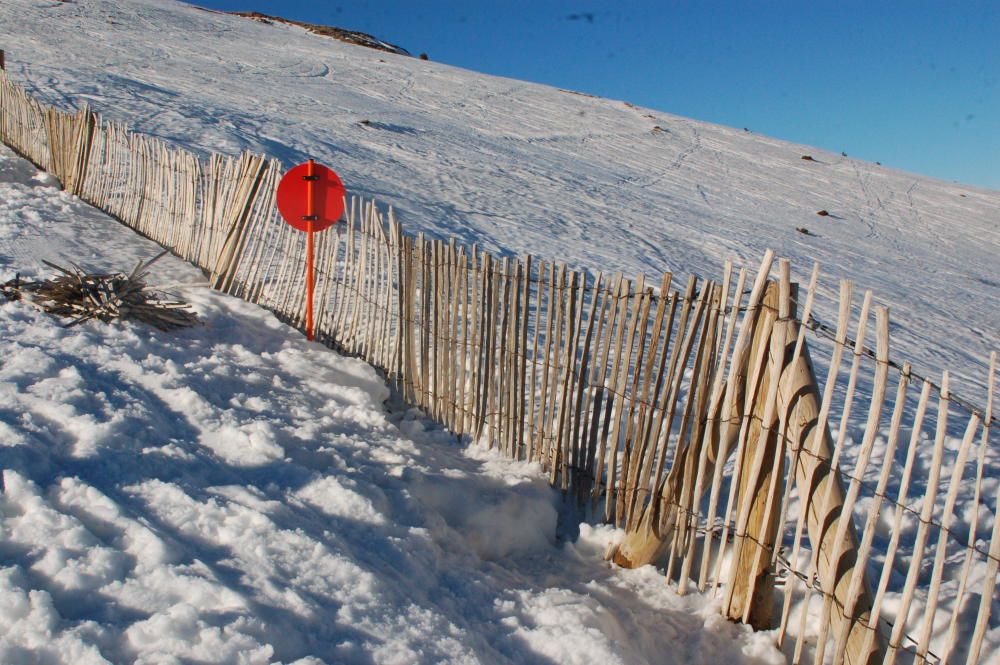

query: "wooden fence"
left=1, top=67, right=997, bottom=665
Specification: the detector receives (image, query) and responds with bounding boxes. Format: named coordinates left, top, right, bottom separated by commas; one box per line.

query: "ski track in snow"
left=0, top=145, right=786, bottom=664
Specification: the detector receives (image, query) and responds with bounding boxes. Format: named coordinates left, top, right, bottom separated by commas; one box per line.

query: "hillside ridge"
left=226, top=9, right=412, bottom=56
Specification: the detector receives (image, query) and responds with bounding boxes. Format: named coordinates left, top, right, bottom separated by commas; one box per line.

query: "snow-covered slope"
left=0, top=144, right=784, bottom=664
left=0, top=0, right=996, bottom=400
left=1, top=0, right=999, bottom=663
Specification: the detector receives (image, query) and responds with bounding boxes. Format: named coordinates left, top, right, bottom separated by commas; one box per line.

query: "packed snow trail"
left=0, top=145, right=784, bottom=664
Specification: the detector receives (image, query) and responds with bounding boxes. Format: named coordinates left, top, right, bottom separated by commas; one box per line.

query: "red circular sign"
left=276, top=161, right=346, bottom=232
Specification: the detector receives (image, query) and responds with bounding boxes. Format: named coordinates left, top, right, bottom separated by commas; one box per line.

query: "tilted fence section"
left=1, top=68, right=997, bottom=665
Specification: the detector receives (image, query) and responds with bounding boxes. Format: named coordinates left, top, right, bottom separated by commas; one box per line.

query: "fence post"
left=211, top=155, right=269, bottom=291
left=723, top=280, right=791, bottom=628
left=69, top=106, right=97, bottom=197
left=1, top=50, right=5, bottom=70
left=774, top=303, right=886, bottom=664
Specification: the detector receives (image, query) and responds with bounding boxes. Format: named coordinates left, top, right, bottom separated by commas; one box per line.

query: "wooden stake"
left=625, top=273, right=675, bottom=524
left=570, top=271, right=604, bottom=497
left=967, top=483, right=1000, bottom=665
left=494, top=257, right=513, bottom=448
left=885, top=372, right=951, bottom=665
left=724, top=279, right=786, bottom=626
left=778, top=278, right=853, bottom=650
left=616, top=284, right=653, bottom=526
left=590, top=276, right=629, bottom=510
left=516, top=256, right=532, bottom=459
left=830, top=361, right=909, bottom=664
left=947, top=351, right=995, bottom=665
left=912, top=411, right=979, bottom=665
left=601, top=276, right=643, bottom=522
left=697, top=267, right=748, bottom=590
left=585, top=274, right=624, bottom=503
left=538, top=264, right=564, bottom=468
left=611, top=280, right=651, bottom=524
left=859, top=375, right=931, bottom=661
left=676, top=283, right=723, bottom=593
left=829, top=307, right=892, bottom=665
left=525, top=259, right=546, bottom=460
left=553, top=271, right=581, bottom=487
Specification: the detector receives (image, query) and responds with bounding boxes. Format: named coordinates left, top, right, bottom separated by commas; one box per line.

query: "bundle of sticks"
left=1, top=251, right=199, bottom=331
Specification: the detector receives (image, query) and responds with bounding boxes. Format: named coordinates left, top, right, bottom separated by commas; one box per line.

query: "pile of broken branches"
left=1, top=251, right=199, bottom=331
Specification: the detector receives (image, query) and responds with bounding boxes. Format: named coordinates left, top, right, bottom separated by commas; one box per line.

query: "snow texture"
left=0, top=145, right=784, bottom=663
left=0, top=0, right=998, bottom=662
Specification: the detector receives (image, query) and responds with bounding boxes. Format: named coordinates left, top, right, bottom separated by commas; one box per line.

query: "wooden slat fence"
left=1, top=67, right=997, bottom=665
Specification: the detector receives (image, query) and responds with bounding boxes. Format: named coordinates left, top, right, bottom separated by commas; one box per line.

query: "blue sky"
left=193, top=1, right=998, bottom=190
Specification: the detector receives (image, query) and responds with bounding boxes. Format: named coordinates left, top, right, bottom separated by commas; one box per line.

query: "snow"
left=0, top=145, right=784, bottom=662
left=0, top=0, right=997, bottom=662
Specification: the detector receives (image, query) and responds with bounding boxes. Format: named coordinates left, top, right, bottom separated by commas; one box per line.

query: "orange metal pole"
left=305, top=159, right=315, bottom=341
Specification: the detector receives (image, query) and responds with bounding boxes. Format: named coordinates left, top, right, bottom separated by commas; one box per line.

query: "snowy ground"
left=0, top=0, right=998, bottom=662
left=0, top=0, right=997, bottom=402
left=0, top=144, right=784, bottom=664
